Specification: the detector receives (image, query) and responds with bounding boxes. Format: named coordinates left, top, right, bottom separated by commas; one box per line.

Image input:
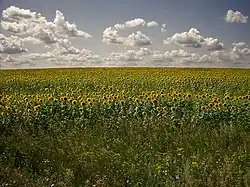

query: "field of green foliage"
left=0, top=68, right=250, bottom=186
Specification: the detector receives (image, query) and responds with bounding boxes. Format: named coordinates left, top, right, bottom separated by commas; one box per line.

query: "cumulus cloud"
left=2, top=6, right=40, bottom=22
left=2, top=6, right=92, bottom=46
left=150, top=49, right=222, bottom=64
left=225, top=10, right=248, bottom=23
left=164, top=49, right=190, bottom=58
left=2, top=55, right=34, bottom=65
left=102, top=27, right=125, bottom=45
left=204, top=38, right=224, bottom=51
left=136, top=48, right=152, bottom=57
left=103, top=18, right=163, bottom=46
left=114, top=18, right=160, bottom=30
left=164, top=28, right=224, bottom=51
left=125, top=31, right=152, bottom=46
left=32, top=25, right=59, bottom=45
left=106, top=50, right=142, bottom=62
left=114, top=18, right=146, bottom=30
left=161, top=24, right=166, bottom=33
left=0, top=34, right=28, bottom=54
left=54, top=10, right=92, bottom=38
left=164, top=28, right=204, bottom=48
left=125, top=18, right=146, bottom=28
left=232, top=42, right=250, bottom=56
left=1, top=21, right=29, bottom=33
left=21, top=36, right=42, bottom=44
left=105, top=48, right=153, bottom=62
left=151, top=51, right=166, bottom=62
left=104, top=48, right=222, bottom=66
left=21, top=42, right=102, bottom=65
left=210, top=50, right=241, bottom=62
left=147, top=21, right=158, bottom=28
left=102, top=27, right=152, bottom=46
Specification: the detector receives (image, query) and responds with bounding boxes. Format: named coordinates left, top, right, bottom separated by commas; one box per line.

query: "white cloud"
left=232, top=42, right=248, bottom=49
left=211, top=50, right=241, bottom=62
left=136, top=48, right=152, bottom=57
left=102, top=28, right=152, bottom=46
left=114, top=18, right=160, bottom=30
left=2, top=6, right=92, bottom=46
left=54, top=10, right=92, bottom=38
left=102, top=27, right=125, bottom=45
left=125, top=18, right=146, bottom=28
left=164, top=28, right=204, bottom=48
left=164, top=49, right=190, bottom=58
left=3, top=55, right=34, bottom=65
left=125, top=31, right=152, bottom=46
left=232, top=42, right=250, bottom=56
left=147, top=21, right=158, bottom=28
left=164, top=28, right=224, bottom=51
left=151, top=51, right=166, bottom=62
left=2, top=6, right=40, bottom=22
left=150, top=49, right=222, bottom=64
left=21, top=43, right=102, bottom=65
left=21, top=36, right=42, bottom=44
left=105, top=48, right=153, bottom=62
left=1, top=21, right=29, bottom=33
left=32, top=25, right=59, bottom=45
left=26, top=52, right=56, bottom=61
left=104, top=48, right=222, bottom=66
left=106, top=50, right=142, bottom=62
left=114, top=23, right=126, bottom=30
left=161, top=24, right=166, bottom=33
left=0, top=34, right=28, bottom=54
left=204, top=38, right=224, bottom=51
left=225, top=10, right=248, bottom=23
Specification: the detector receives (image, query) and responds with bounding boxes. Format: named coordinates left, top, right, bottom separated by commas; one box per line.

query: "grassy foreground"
left=0, top=68, right=250, bottom=186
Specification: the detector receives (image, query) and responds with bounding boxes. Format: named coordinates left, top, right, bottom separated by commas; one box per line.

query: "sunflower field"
left=0, top=68, right=250, bottom=186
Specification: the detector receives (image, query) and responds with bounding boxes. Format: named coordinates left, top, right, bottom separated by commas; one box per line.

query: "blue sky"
left=0, top=0, right=250, bottom=68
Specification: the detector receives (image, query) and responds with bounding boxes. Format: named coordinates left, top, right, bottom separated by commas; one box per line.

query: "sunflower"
left=80, top=101, right=86, bottom=106
left=171, top=107, right=176, bottom=112
left=152, top=99, right=158, bottom=105
left=201, top=106, right=206, bottom=110
left=208, top=103, right=214, bottom=107
left=34, top=105, right=40, bottom=111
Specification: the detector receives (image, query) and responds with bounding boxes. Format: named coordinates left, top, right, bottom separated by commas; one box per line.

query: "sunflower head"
left=152, top=99, right=158, bottom=105
left=171, top=107, right=176, bottom=112
left=80, top=101, right=86, bottom=106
